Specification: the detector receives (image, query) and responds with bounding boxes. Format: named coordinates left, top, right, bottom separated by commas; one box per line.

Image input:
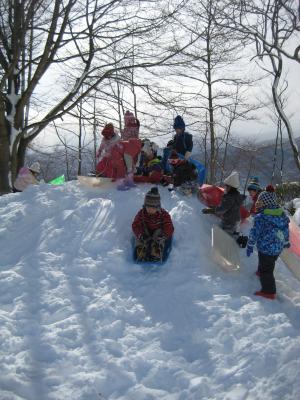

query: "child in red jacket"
left=132, top=187, right=174, bottom=261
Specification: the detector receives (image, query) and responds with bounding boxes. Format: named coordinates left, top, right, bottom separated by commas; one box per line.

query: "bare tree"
left=217, top=0, right=300, bottom=172
left=0, top=0, right=190, bottom=194
left=152, top=0, right=260, bottom=183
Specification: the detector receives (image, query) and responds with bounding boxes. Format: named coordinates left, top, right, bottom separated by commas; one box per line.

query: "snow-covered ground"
left=1, top=182, right=300, bottom=400
left=292, top=198, right=300, bottom=226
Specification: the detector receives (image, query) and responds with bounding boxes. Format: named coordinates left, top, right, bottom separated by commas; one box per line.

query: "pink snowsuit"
left=96, top=137, right=142, bottom=180
left=121, top=111, right=140, bottom=140
left=14, top=167, right=39, bottom=191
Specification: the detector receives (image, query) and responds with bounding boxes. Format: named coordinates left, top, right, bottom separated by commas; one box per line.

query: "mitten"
left=283, top=242, right=291, bottom=249
left=139, top=233, right=150, bottom=242
left=246, top=245, right=253, bottom=257
left=236, top=235, right=248, bottom=248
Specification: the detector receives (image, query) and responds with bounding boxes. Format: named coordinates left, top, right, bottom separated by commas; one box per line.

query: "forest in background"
left=1, top=0, right=300, bottom=194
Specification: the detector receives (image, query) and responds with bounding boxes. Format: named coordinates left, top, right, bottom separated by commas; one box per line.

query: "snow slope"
left=0, top=182, right=300, bottom=400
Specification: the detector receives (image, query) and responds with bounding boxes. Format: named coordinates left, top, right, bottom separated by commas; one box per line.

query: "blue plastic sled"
left=132, top=236, right=173, bottom=265
left=177, top=153, right=206, bottom=185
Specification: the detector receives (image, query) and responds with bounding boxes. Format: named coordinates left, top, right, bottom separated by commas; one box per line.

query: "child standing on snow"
left=202, top=171, right=245, bottom=235
left=13, top=162, right=41, bottom=192
left=132, top=187, right=174, bottom=262
left=246, top=176, right=262, bottom=215
left=246, top=185, right=290, bottom=300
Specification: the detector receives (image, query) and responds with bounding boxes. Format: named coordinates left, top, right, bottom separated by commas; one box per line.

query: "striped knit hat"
left=257, top=185, right=278, bottom=208
left=144, top=187, right=161, bottom=209
left=247, top=176, right=261, bottom=192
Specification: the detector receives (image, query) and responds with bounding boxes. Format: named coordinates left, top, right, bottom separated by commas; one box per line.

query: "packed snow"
left=292, top=198, right=300, bottom=226
left=1, top=182, right=300, bottom=400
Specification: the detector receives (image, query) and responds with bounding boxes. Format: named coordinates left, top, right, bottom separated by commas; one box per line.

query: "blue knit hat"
left=173, top=115, right=185, bottom=130
left=247, top=176, right=261, bottom=192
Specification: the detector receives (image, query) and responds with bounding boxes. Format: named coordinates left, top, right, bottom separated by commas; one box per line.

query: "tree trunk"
left=207, top=35, right=216, bottom=184
left=0, top=101, right=11, bottom=194
left=271, top=53, right=300, bottom=172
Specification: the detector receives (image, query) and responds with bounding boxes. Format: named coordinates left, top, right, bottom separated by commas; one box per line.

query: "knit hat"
left=29, top=162, right=41, bottom=174
left=124, top=111, right=139, bottom=128
left=144, top=187, right=161, bottom=209
left=173, top=115, right=185, bottom=130
left=257, top=185, right=278, bottom=208
left=247, top=176, right=261, bottom=192
left=101, top=123, right=115, bottom=139
left=224, top=171, right=240, bottom=189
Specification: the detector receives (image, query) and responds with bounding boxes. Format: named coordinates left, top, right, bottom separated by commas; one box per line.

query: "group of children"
left=94, top=113, right=198, bottom=193
left=201, top=172, right=290, bottom=300
left=12, top=112, right=291, bottom=300
left=131, top=168, right=290, bottom=301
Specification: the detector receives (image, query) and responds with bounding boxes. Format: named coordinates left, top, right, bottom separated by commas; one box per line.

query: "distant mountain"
left=192, top=137, right=300, bottom=186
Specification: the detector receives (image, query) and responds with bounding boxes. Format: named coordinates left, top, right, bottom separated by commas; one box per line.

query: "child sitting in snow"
left=167, top=154, right=198, bottom=195
left=135, top=139, right=163, bottom=180
left=13, top=162, right=41, bottom=192
left=202, top=171, right=245, bottom=235
left=132, top=187, right=174, bottom=262
left=246, top=185, right=290, bottom=300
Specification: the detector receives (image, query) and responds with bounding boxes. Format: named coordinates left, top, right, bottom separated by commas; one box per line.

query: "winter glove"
left=202, top=207, right=216, bottom=215
left=236, top=235, right=248, bottom=248
left=246, top=245, right=254, bottom=257
left=184, top=151, right=191, bottom=160
left=283, top=242, right=291, bottom=249
left=139, top=233, right=151, bottom=242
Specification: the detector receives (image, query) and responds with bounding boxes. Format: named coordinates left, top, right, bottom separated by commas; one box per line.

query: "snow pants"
left=257, top=252, right=279, bottom=294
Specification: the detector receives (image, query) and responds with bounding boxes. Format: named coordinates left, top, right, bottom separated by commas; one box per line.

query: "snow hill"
left=1, top=182, right=300, bottom=400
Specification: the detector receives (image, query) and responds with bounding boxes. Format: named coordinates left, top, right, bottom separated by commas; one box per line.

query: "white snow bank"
left=0, top=182, right=300, bottom=400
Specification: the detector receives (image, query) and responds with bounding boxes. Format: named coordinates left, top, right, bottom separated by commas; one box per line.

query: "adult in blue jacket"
left=247, top=186, right=290, bottom=299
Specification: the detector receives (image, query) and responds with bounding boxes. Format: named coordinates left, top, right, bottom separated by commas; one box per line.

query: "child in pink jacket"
left=13, top=162, right=41, bottom=192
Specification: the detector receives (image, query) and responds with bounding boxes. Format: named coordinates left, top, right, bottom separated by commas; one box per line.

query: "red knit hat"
left=101, top=123, right=115, bottom=139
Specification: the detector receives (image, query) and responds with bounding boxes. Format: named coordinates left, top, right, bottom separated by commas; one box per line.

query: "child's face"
left=175, top=128, right=184, bottom=135
left=248, top=189, right=257, bottom=199
left=255, top=199, right=263, bottom=211
left=146, top=206, right=159, bottom=214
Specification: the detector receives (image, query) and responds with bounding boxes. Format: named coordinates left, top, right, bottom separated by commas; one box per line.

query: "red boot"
left=254, top=291, right=276, bottom=300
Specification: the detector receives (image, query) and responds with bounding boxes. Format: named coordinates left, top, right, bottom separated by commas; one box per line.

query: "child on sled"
left=132, top=187, right=174, bottom=262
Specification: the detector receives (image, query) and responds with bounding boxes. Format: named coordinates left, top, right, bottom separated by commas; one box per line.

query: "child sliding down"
left=132, top=187, right=174, bottom=262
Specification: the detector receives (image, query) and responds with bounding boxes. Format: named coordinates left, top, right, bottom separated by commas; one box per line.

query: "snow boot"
left=149, top=241, right=163, bottom=262
left=254, top=291, right=276, bottom=300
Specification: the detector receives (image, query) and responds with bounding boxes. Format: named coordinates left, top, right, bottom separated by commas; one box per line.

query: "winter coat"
left=248, top=207, right=290, bottom=256
left=132, top=207, right=174, bottom=239
left=173, top=131, right=193, bottom=156
left=96, top=133, right=121, bottom=161
left=14, top=167, right=39, bottom=191
left=215, top=188, right=245, bottom=228
left=247, top=191, right=261, bottom=215
left=172, top=160, right=198, bottom=187
left=136, top=156, right=163, bottom=176
left=96, top=138, right=141, bottom=179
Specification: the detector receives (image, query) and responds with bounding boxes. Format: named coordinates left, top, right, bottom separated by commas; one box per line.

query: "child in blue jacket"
left=246, top=185, right=290, bottom=300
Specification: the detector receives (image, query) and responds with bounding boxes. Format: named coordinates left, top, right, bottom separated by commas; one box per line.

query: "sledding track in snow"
left=0, top=182, right=300, bottom=400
